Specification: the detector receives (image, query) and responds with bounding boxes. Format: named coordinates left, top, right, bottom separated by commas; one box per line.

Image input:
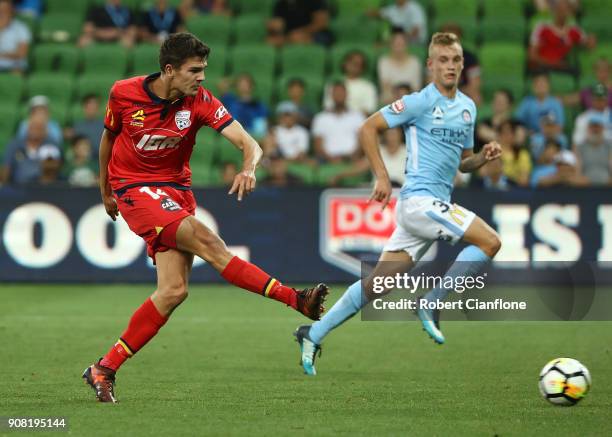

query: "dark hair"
left=159, top=33, right=210, bottom=71
left=287, top=77, right=305, bottom=88
left=81, top=93, right=100, bottom=104
left=495, top=88, right=514, bottom=105
left=71, top=134, right=91, bottom=147
left=342, top=50, right=368, bottom=71
left=531, top=70, right=550, bottom=81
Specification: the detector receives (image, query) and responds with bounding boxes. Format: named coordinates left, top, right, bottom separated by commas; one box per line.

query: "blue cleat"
left=416, top=298, right=445, bottom=344
left=293, top=325, right=321, bottom=376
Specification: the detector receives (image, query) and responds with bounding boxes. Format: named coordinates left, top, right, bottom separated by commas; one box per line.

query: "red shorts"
left=114, top=185, right=196, bottom=260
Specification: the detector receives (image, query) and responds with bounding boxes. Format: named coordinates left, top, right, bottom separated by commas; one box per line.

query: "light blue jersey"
left=380, top=83, right=476, bottom=202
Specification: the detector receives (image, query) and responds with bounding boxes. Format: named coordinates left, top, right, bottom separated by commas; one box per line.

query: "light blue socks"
left=424, top=245, right=491, bottom=303
left=309, top=280, right=365, bottom=345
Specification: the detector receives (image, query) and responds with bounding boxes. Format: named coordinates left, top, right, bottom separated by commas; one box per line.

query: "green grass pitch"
left=1, top=284, right=611, bottom=436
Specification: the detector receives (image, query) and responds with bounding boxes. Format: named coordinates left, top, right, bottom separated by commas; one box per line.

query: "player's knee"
left=481, top=231, right=502, bottom=258
left=159, top=280, right=189, bottom=307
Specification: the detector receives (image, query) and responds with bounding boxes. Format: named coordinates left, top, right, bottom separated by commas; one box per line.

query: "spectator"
left=391, top=83, right=413, bottom=102
left=13, top=0, right=43, bottom=19
left=267, top=0, right=333, bottom=47
left=63, top=135, right=98, bottom=187
left=17, top=95, right=62, bottom=145
left=471, top=158, right=514, bottom=191
left=323, top=50, right=378, bottom=115
left=573, top=83, right=612, bottom=147
left=1, top=115, right=61, bottom=185
left=368, top=0, right=427, bottom=45
left=221, top=73, right=268, bottom=139
left=262, top=152, right=303, bottom=187
left=496, top=120, right=532, bottom=187
left=79, top=0, right=137, bottom=48
left=178, top=0, right=231, bottom=19
left=263, top=101, right=311, bottom=163
left=530, top=111, right=569, bottom=161
left=377, top=29, right=422, bottom=104
left=531, top=142, right=587, bottom=187
left=576, top=113, right=612, bottom=186
left=284, top=77, right=314, bottom=128
left=38, top=144, right=62, bottom=185
left=516, top=72, right=565, bottom=133
left=70, top=94, right=105, bottom=158
left=0, top=0, right=31, bottom=73
left=528, top=0, right=595, bottom=72
left=139, top=0, right=185, bottom=44
left=312, top=81, right=365, bottom=163
left=330, top=127, right=407, bottom=187
left=440, top=22, right=482, bottom=106
left=580, top=58, right=612, bottom=109
left=478, top=89, right=527, bottom=147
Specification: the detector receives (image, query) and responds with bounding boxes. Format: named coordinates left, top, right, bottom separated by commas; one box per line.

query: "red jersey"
left=104, top=73, right=234, bottom=191
left=530, top=22, right=585, bottom=65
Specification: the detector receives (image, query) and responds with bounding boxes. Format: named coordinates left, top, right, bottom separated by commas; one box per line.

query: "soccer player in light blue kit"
left=294, top=32, right=503, bottom=375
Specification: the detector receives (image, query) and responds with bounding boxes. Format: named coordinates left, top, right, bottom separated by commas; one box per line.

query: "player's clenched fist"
left=102, top=194, right=119, bottom=221
left=228, top=170, right=256, bottom=201
left=482, top=141, right=502, bottom=161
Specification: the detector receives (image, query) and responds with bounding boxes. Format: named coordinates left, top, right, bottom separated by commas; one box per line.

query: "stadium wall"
left=0, top=187, right=610, bottom=283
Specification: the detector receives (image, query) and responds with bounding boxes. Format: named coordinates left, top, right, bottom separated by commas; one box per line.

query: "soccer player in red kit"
left=82, top=33, right=329, bottom=403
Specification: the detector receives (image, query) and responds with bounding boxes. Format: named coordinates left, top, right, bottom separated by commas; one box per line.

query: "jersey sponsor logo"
left=160, top=197, right=182, bottom=212
left=462, top=109, right=472, bottom=123
left=430, top=127, right=469, bottom=144
left=214, top=105, right=228, bottom=121
left=134, top=134, right=181, bottom=152
left=320, top=190, right=398, bottom=275
left=175, top=110, right=192, bottom=130
left=131, top=109, right=146, bottom=127
left=390, top=99, right=405, bottom=114
left=432, top=106, right=445, bottom=125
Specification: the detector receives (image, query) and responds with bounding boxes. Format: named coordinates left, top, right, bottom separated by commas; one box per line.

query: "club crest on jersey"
left=432, top=106, right=445, bottom=124
left=462, top=109, right=472, bottom=123
left=175, top=110, right=191, bottom=130
left=130, top=109, right=145, bottom=127
left=390, top=99, right=405, bottom=114
left=215, top=105, right=228, bottom=121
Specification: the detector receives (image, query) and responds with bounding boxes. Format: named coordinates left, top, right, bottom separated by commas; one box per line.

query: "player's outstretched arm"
left=459, top=141, right=502, bottom=173
left=359, top=112, right=392, bottom=209
left=99, top=128, right=119, bottom=221
left=220, top=120, right=263, bottom=201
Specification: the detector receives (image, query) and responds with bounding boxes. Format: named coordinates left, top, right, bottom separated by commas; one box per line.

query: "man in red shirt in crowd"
left=82, top=33, right=329, bottom=403
left=528, top=0, right=595, bottom=72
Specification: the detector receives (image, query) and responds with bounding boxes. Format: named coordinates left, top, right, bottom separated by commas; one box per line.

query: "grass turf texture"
left=1, top=284, right=611, bottom=436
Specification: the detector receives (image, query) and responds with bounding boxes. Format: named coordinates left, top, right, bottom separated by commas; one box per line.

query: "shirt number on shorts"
left=139, top=186, right=169, bottom=199
left=433, top=200, right=467, bottom=226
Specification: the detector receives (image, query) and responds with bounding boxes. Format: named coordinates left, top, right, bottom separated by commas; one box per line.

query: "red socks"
left=221, top=256, right=297, bottom=308
left=100, top=297, right=168, bottom=371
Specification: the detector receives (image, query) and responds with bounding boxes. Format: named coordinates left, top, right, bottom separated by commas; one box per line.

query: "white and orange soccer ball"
left=539, top=358, right=591, bottom=406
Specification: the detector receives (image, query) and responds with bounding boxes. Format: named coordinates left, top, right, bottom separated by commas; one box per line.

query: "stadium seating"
left=186, top=15, right=232, bottom=47
left=286, top=162, right=317, bottom=185
left=480, top=43, right=526, bottom=78
left=279, top=45, right=327, bottom=80
left=38, top=12, right=82, bottom=43
left=276, top=75, right=324, bottom=110
left=132, top=44, right=161, bottom=76
left=432, top=16, right=478, bottom=49
left=578, top=44, right=612, bottom=76
left=28, top=72, right=74, bottom=105
left=432, top=0, right=479, bottom=19
left=234, top=15, right=268, bottom=44
left=31, top=43, right=79, bottom=74
left=332, top=16, right=381, bottom=45
left=81, top=44, right=129, bottom=76
left=0, top=105, right=19, bottom=154
left=334, top=0, right=381, bottom=16
left=76, top=74, right=116, bottom=101
left=580, top=16, right=612, bottom=43
left=0, top=74, right=25, bottom=106
left=230, top=45, right=277, bottom=79
left=235, top=0, right=276, bottom=16
left=482, top=0, right=525, bottom=18
left=45, top=0, right=90, bottom=16
left=481, top=18, right=527, bottom=44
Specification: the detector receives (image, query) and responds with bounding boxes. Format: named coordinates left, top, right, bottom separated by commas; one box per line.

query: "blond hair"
left=428, top=32, right=461, bottom=58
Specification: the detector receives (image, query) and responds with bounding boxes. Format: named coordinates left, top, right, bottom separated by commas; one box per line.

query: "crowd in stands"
left=0, top=0, right=610, bottom=190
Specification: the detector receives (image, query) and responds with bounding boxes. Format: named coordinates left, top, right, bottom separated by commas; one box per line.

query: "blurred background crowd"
left=0, top=0, right=610, bottom=190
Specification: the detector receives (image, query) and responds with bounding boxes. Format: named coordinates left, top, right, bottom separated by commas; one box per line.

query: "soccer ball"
left=539, top=358, right=591, bottom=406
